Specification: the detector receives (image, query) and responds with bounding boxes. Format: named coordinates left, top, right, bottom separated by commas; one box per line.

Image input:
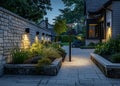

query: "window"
left=88, top=24, right=98, bottom=38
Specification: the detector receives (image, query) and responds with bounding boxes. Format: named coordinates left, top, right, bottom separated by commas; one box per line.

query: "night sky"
left=46, top=0, right=65, bottom=24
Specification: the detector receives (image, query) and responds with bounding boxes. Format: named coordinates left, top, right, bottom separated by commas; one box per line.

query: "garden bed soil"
left=4, top=58, right=62, bottom=76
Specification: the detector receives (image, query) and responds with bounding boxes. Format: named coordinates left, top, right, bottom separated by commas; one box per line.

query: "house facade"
left=85, top=0, right=120, bottom=45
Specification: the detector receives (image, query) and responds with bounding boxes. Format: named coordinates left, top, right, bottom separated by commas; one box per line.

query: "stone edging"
left=90, top=53, right=120, bottom=78
left=4, top=58, right=62, bottom=76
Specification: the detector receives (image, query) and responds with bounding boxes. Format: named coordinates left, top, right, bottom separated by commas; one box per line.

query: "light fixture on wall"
left=106, top=22, right=112, bottom=41
left=36, top=31, right=39, bottom=35
left=107, top=22, right=110, bottom=27
left=42, top=33, right=45, bottom=36
left=41, top=33, right=45, bottom=42
left=35, top=31, right=39, bottom=43
left=25, top=28, right=30, bottom=33
left=21, top=28, right=30, bottom=49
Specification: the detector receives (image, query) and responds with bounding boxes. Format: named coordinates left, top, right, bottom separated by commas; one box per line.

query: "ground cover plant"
left=94, top=35, right=120, bottom=63
left=10, top=42, right=66, bottom=67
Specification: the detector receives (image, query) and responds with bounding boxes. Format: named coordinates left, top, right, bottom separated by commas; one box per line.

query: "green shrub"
left=61, top=35, right=75, bottom=42
left=11, top=48, right=30, bottom=64
left=41, top=47, right=61, bottom=60
left=57, top=48, right=66, bottom=57
left=111, top=53, right=120, bottom=63
left=94, top=43, right=108, bottom=55
left=88, top=42, right=96, bottom=46
left=60, top=42, right=69, bottom=46
left=49, top=43, right=60, bottom=49
left=30, top=42, right=44, bottom=56
left=94, top=38, right=120, bottom=55
left=37, top=57, right=52, bottom=67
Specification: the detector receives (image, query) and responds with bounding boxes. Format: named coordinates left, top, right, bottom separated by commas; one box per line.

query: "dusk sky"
left=45, top=0, right=65, bottom=24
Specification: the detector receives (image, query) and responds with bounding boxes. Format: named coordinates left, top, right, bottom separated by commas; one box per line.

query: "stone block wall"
left=0, top=7, right=51, bottom=76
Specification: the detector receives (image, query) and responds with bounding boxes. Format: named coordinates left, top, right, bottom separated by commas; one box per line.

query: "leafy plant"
left=11, top=48, right=30, bottom=64
left=49, top=43, right=60, bottom=49
left=58, top=0, right=84, bottom=23
left=0, top=0, right=52, bottom=22
left=111, top=53, right=120, bottom=63
left=37, top=57, right=52, bottom=67
left=30, top=42, right=44, bottom=56
left=57, top=48, right=66, bottom=57
left=60, top=35, right=75, bottom=42
left=88, top=42, right=96, bottom=46
left=41, top=47, right=61, bottom=60
left=94, top=38, right=120, bottom=55
left=48, top=43, right=66, bottom=57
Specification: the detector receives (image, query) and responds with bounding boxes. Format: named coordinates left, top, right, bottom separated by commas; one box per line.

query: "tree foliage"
left=54, top=19, right=67, bottom=35
left=57, top=0, right=84, bottom=23
left=0, top=0, right=52, bottom=23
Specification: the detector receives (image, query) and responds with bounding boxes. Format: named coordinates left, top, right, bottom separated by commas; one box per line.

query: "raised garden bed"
left=90, top=53, right=120, bottom=78
left=4, top=58, right=62, bottom=76
left=61, top=53, right=67, bottom=62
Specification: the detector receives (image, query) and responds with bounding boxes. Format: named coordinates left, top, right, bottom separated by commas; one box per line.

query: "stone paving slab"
left=0, top=46, right=120, bottom=86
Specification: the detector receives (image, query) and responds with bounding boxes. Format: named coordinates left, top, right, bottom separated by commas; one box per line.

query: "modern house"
left=84, top=0, right=120, bottom=45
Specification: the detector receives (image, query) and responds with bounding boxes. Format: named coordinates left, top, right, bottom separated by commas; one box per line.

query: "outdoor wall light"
left=107, top=22, right=110, bottom=27
left=42, top=33, right=45, bottom=36
left=41, top=33, right=45, bottom=41
left=25, top=28, right=30, bottom=33
left=36, top=31, right=39, bottom=35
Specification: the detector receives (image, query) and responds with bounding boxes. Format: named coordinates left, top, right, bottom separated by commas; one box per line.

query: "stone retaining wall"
left=4, top=58, right=62, bottom=76
left=0, top=7, right=51, bottom=76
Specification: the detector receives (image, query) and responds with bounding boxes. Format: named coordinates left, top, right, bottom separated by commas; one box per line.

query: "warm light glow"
left=77, top=36, right=82, bottom=40
left=41, top=36, right=44, bottom=41
left=35, top=36, right=39, bottom=43
left=63, top=56, right=92, bottom=68
left=21, top=34, right=30, bottom=49
left=89, top=24, right=96, bottom=38
left=89, top=28, right=95, bottom=37
left=89, top=24, right=97, bottom=26
left=47, top=37, right=50, bottom=41
left=45, top=36, right=47, bottom=42
left=106, top=27, right=112, bottom=41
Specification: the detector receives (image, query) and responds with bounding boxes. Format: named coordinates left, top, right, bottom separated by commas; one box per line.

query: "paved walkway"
left=0, top=46, right=120, bottom=86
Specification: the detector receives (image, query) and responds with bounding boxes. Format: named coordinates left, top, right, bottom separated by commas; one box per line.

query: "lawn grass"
left=60, top=42, right=69, bottom=46
left=80, top=46, right=96, bottom=49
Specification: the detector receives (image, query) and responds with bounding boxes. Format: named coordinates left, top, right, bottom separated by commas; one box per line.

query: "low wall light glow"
left=35, top=36, right=39, bottom=43
left=106, top=27, right=112, bottom=41
left=21, top=34, right=30, bottom=49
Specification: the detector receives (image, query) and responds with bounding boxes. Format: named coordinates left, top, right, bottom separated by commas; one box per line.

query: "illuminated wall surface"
left=106, top=27, right=112, bottom=41
left=35, top=36, right=39, bottom=43
left=0, top=7, right=51, bottom=64
left=21, top=34, right=31, bottom=49
left=106, top=9, right=112, bottom=41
